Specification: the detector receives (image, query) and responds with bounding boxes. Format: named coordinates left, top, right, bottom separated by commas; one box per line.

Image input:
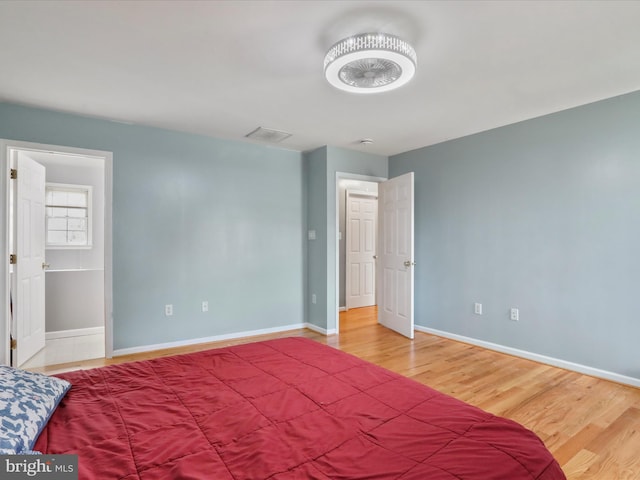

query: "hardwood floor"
left=29, top=306, right=639, bottom=479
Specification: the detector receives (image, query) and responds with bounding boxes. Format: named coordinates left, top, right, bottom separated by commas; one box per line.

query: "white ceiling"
left=1, top=0, right=639, bottom=156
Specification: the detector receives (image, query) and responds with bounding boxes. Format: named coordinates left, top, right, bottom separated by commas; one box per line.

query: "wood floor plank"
left=580, top=407, right=640, bottom=479
left=552, top=424, right=604, bottom=466
left=27, top=305, right=640, bottom=479
left=563, top=449, right=599, bottom=479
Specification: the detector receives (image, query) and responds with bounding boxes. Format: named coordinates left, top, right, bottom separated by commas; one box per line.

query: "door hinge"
left=10, top=169, right=17, bottom=180
left=9, top=254, right=17, bottom=265
left=10, top=337, right=17, bottom=350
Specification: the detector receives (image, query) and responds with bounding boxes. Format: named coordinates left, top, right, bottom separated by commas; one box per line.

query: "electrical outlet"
left=510, top=308, right=519, bottom=321
left=474, top=303, right=482, bottom=315
left=202, top=301, right=209, bottom=313
left=165, top=304, right=173, bottom=316
left=311, top=294, right=317, bottom=304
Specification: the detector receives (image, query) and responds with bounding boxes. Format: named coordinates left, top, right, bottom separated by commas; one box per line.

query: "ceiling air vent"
left=245, top=126, right=292, bottom=143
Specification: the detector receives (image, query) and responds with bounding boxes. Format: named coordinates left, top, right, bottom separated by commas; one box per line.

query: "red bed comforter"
left=35, top=337, right=565, bottom=479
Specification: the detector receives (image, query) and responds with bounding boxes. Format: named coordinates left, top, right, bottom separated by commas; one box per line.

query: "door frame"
left=0, top=139, right=114, bottom=365
left=334, top=172, right=386, bottom=334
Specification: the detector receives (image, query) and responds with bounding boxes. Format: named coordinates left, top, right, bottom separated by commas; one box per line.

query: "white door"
left=377, top=172, right=414, bottom=339
left=13, top=152, right=46, bottom=366
left=346, top=192, right=377, bottom=309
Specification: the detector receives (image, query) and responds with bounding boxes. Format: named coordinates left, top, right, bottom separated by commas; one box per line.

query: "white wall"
left=40, top=156, right=105, bottom=332
left=44, top=160, right=104, bottom=271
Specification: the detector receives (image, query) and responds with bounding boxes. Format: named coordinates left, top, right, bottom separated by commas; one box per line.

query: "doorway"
left=1, top=140, right=113, bottom=367
left=345, top=187, right=378, bottom=310
left=335, top=171, right=416, bottom=338
left=335, top=173, right=385, bottom=333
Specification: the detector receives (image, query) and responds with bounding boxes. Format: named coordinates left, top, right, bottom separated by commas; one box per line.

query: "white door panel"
left=378, top=172, right=414, bottom=339
left=346, top=192, right=377, bottom=309
left=14, top=152, right=46, bottom=366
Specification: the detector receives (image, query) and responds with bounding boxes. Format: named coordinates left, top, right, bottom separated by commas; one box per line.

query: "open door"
left=12, top=151, right=46, bottom=366
left=377, top=172, right=414, bottom=339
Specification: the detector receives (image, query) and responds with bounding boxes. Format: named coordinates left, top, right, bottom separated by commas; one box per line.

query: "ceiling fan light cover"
left=324, top=33, right=417, bottom=94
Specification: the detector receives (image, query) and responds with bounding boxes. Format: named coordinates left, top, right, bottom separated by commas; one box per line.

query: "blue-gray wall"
left=5, top=88, right=639, bottom=382
left=0, top=103, right=305, bottom=350
left=304, top=147, right=328, bottom=331
left=390, top=91, right=640, bottom=379
left=305, top=146, right=388, bottom=331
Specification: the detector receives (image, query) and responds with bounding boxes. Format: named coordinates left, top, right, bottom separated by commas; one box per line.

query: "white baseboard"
left=414, top=325, right=640, bottom=389
left=46, top=326, right=105, bottom=340
left=305, top=322, right=337, bottom=335
left=339, top=306, right=347, bottom=312
left=112, top=322, right=340, bottom=357
left=113, top=323, right=309, bottom=357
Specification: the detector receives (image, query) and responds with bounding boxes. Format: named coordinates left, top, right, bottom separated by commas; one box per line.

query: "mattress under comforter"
left=35, top=337, right=565, bottom=479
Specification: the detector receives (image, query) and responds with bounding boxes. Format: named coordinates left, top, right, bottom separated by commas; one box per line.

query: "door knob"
left=404, top=260, right=416, bottom=267
left=42, top=262, right=50, bottom=270
left=373, top=255, right=378, bottom=259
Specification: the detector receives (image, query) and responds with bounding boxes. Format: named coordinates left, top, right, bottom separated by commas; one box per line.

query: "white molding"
left=414, top=325, right=640, bottom=389
left=305, top=322, right=337, bottom=336
left=104, top=151, right=113, bottom=359
left=113, top=323, right=339, bottom=357
left=46, top=326, right=104, bottom=340
left=339, top=306, right=347, bottom=312
left=46, top=268, right=104, bottom=273
left=0, top=140, right=10, bottom=365
left=113, top=323, right=308, bottom=356
left=346, top=189, right=378, bottom=198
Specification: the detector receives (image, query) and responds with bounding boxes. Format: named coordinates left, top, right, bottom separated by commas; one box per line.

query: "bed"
left=31, top=337, right=565, bottom=479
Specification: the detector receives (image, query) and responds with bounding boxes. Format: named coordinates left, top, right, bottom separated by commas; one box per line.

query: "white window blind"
left=45, top=183, right=93, bottom=248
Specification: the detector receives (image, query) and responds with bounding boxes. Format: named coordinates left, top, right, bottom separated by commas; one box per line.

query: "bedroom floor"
left=21, top=332, right=105, bottom=371
left=26, top=306, right=640, bottom=480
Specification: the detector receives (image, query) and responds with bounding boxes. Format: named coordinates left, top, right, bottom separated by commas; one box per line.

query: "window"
left=45, top=183, right=92, bottom=248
